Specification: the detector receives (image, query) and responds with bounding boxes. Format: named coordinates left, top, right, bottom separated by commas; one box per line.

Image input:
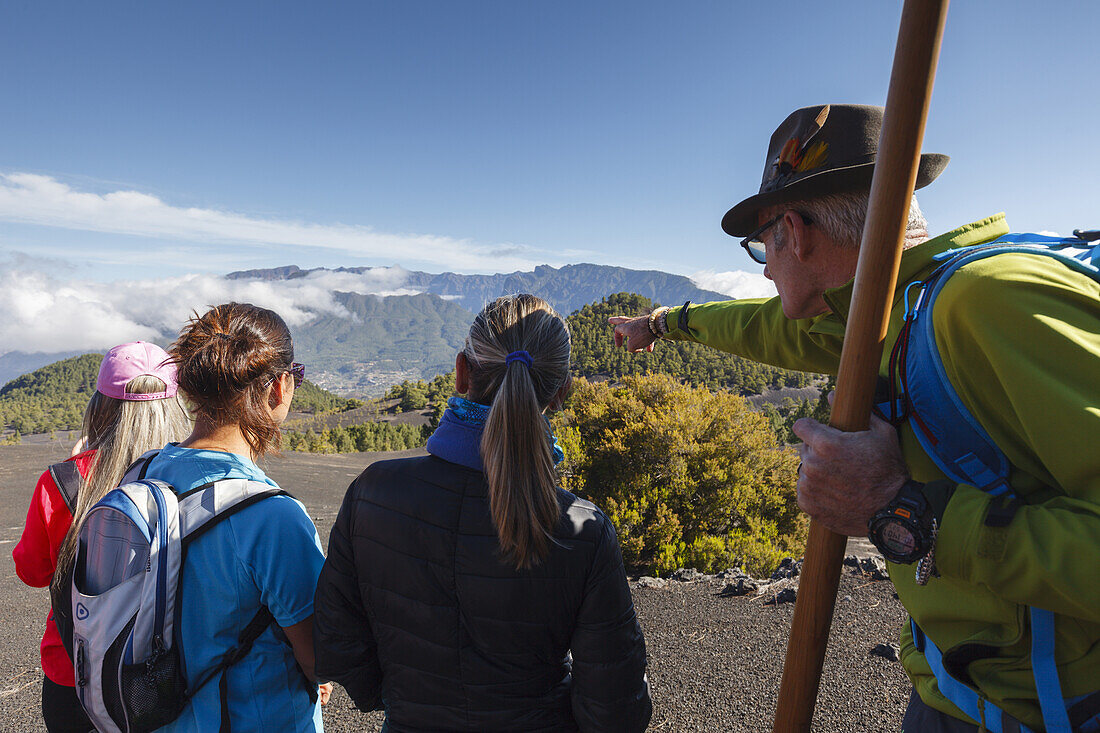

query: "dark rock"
left=717, top=578, right=759, bottom=597
left=770, top=557, right=802, bottom=580
left=856, top=556, right=889, bottom=581
left=765, top=587, right=798, bottom=605
left=871, top=643, right=901, bottom=662
left=635, top=576, right=667, bottom=589
left=670, top=568, right=708, bottom=583
left=843, top=554, right=860, bottom=567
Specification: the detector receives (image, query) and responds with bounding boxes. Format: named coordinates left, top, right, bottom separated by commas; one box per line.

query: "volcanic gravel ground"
left=1, top=440, right=910, bottom=732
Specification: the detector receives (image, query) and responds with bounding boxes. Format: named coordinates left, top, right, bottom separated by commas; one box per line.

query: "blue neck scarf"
left=425, top=396, right=565, bottom=472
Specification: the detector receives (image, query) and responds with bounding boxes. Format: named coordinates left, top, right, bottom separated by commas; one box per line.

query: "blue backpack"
left=883, top=230, right=1100, bottom=733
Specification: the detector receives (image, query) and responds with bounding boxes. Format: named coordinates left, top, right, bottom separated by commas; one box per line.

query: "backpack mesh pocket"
left=120, top=646, right=187, bottom=732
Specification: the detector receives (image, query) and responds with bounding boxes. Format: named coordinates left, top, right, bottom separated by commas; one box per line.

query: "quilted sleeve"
left=313, top=481, right=383, bottom=712
left=569, top=515, right=652, bottom=732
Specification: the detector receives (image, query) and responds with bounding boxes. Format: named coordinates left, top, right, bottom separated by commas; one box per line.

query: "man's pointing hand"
left=608, top=315, right=658, bottom=353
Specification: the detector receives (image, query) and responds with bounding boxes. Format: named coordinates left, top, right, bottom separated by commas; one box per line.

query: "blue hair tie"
left=505, top=350, right=532, bottom=368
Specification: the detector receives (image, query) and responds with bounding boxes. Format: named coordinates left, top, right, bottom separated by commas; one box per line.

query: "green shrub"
left=553, top=374, right=805, bottom=577
left=385, top=371, right=455, bottom=414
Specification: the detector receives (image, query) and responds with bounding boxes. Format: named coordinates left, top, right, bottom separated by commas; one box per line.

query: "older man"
left=611, top=104, right=1100, bottom=731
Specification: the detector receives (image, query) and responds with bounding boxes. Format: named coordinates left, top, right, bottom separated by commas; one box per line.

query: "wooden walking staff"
left=771, top=1, right=950, bottom=731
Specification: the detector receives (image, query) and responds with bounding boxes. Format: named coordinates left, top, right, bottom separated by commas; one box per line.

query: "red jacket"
left=13, top=450, right=95, bottom=686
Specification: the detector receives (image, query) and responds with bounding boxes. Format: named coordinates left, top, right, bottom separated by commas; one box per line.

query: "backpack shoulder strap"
left=120, top=449, right=162, bottom=485
left=47, top=461, right=82, bottom=515
left=176, top=479, right=289, bottom=546
left=171, top=479, right=288, bottom=730
left=216, top=605, right=276, bottom=733
left=897, top=232, right=1100, bottom=497
left=183, top=603, right=276, bottom=733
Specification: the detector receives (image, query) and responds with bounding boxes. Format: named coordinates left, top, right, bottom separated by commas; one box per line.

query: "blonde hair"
left=53, top=375, right=191, bottom=591
left=465, top=295, right=572, bottom=569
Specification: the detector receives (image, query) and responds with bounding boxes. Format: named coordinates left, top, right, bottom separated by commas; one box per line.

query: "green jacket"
left=663, top=214, right=1100, bottom=728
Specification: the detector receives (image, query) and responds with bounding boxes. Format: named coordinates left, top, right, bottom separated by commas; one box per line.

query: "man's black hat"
left=721, top=104, right=949, bottom=237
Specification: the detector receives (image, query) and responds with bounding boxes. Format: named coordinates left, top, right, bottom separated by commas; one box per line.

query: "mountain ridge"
left=226, top=261, right=731, bottom=315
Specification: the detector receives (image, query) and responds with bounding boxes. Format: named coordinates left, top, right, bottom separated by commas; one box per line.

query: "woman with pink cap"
left=13, top=341, right=191, bottom=732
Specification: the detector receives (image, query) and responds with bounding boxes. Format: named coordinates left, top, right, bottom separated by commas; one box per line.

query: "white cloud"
left=0, top=264, right=421, bottom=355
left=0, top=172, right=549, bottom=273
left=690, top=269, right=777, bottom=300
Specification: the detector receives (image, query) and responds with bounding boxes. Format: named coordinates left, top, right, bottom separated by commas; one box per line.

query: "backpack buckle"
left=1072, top=228, right=1100, bottom=242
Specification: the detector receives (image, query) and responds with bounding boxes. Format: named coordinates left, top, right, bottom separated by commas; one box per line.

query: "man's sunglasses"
left=738, top=212, right=813, bottom=265
left=739, top=214, right=782, bottom=265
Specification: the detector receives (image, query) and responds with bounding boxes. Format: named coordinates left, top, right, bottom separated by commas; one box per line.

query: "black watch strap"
left=677, top=301, right=691, bottom=332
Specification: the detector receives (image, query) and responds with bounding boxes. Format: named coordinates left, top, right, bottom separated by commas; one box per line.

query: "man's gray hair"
left=767, top=192, right=927, bottom=249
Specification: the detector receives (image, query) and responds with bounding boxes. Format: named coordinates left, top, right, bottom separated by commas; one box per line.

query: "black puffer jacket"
left=313, top=453, right=652, bottom=732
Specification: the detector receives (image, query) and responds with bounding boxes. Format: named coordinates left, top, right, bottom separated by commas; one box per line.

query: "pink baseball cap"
left=96, top=342, right=178, bottom=401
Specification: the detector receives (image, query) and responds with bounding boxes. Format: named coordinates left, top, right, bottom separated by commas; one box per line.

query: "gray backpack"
left=68, top=452, right=285, bottom=733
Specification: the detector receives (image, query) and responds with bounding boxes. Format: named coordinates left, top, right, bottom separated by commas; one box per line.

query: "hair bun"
left=169, top=302, right=294, bottom=456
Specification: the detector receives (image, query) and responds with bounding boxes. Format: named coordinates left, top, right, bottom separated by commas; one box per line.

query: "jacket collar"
left=817, top=213, right=1011, bottom=327
left=425, top=409, right=485, bottom=472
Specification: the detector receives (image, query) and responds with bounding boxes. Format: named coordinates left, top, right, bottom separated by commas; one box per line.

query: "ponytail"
left=466, top=295, right=571, bottom=569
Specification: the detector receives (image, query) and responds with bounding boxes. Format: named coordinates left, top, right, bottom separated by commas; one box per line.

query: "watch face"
left=880, top=522, right=917, bottom=557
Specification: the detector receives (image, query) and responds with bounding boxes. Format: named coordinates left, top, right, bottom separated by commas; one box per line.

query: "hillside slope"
left=0, top=353, right=102, bottom=434
left=291, top=292, right=473, bottom=394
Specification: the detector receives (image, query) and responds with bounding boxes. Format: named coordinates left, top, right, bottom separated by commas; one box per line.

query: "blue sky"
left=0, top=1, right=1097, bottom=353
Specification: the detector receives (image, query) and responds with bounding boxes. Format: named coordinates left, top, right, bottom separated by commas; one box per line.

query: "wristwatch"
left=868, top=480, right=935, bottom=565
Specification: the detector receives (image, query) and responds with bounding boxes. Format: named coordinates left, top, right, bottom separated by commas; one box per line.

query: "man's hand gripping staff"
left=791, top=394, right=908, bottom=537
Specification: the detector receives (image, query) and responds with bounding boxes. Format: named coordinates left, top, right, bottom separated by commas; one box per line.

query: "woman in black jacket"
left=313, top=294, right=652, bottom=732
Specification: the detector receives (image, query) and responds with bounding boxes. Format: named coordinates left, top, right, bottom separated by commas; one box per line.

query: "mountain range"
left=2, top=263, right=731, bottom=394
left=226, top=262, right=728, bottom=316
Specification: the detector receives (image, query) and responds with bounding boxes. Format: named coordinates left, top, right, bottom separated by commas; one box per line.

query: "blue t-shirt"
left=144, top=444, right=325, bottom=733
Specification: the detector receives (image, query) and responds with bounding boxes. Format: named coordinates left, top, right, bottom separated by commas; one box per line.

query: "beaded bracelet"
left=647, top=307, right=671, bottom=336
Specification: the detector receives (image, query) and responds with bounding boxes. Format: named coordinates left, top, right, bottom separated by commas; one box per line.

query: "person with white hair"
left=611, top=104, right=1100, bottom=731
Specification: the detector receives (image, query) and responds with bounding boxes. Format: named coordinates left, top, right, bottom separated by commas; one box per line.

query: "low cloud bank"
left=0, top=265, right=416, bottom=355
left=690, top=270, right=777, bottom=300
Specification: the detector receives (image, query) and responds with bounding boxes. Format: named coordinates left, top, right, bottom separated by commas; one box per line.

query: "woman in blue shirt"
left=148, top=302, right=329, bottom=732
